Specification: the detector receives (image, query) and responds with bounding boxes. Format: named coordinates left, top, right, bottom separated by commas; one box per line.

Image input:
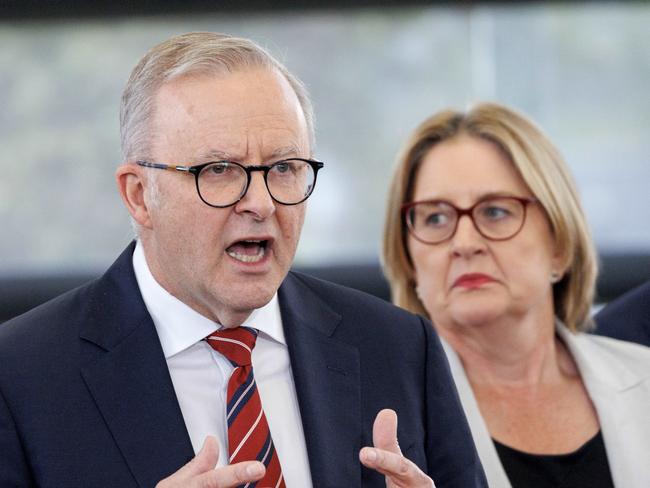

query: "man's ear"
left=116, top=163, right=154, bottom=229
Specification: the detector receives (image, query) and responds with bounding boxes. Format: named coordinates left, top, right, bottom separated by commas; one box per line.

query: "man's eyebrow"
left=268, top=145, right=301, bottom=160
left=198, top=149, right=232, bottom=161
left=196, top=145, right=302, bottom=163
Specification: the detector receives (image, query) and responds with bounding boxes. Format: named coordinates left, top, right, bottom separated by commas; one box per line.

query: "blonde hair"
left=120, top=32, right=314, bottom=162
left=382, top=102, right=598, bottom=332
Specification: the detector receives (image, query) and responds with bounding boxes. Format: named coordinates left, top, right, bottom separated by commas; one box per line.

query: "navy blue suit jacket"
left=0, top=244, right=486, bottom=487
left=594, top=280, right=650, bottom=347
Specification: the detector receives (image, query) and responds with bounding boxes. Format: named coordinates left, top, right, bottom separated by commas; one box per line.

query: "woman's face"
left=407, top=135, right=562, bottom=331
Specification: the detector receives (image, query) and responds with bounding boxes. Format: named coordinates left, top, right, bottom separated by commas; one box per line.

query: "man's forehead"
left=151, top=69, right=310, bottom=160
left=157, top=68, right=296, bottom=109
left=154, top=71, right=303, bottom=124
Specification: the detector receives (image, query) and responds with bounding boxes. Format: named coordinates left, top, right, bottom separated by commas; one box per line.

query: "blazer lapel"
left=440, top=339, right=512, bottom=488
left=586, top=383, right=649, bottom=488
left=560, top=327, right=650, bottom=488
left=279, top=272, right=362, bottom=488
left=79, top=244, right=194, bottom=487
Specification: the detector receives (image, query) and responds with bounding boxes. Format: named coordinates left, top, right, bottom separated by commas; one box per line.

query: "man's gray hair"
left=120, top=32, right=315, bottom=162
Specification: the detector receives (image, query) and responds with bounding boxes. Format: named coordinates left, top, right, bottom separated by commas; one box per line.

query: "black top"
left=493, top=430, right=615, bottom=488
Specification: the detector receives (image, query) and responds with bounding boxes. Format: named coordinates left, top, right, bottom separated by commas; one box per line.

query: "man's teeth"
left=226, top=241, right=266, bottom=263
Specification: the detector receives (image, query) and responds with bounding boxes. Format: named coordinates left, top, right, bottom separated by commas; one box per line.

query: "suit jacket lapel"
left=279, top=272, right=362, bottom=488
left=79, top=243, right=194, bottom=487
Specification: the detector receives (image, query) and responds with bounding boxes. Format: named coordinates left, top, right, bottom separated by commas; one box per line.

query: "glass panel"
left=1, top=3, right=649, bottom=274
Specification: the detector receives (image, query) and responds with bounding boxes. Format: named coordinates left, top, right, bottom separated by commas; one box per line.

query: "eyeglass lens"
left=407, top=197, right=527, bottom=243
left=198, top=159, right=316, bottom=207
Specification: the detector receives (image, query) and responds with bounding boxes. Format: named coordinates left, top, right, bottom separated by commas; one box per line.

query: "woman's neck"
left=437, top=310, right=576, bottom=389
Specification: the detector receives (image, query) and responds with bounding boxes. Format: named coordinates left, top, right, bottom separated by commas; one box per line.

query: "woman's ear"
left=550, top=241, right=570, bottom=283
left=116, top=163, right=154, bottom=229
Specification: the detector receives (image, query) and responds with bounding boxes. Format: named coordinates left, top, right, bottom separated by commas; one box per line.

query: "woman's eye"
left=483, top=206, right=510, bottom=219
left=425, top=213, right=448, bottom=226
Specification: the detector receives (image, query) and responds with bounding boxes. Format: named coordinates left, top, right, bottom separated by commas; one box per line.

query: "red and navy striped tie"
left=206, top=327, right=286, bottom=488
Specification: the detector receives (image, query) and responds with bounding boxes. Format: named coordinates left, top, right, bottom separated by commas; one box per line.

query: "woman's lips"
left=453, top=273, right=496, bottom=289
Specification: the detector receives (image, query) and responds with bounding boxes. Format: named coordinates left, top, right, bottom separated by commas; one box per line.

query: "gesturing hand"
left=359, top=409, right=436, bottom=488
left=155, top=436, right=266, bottom=488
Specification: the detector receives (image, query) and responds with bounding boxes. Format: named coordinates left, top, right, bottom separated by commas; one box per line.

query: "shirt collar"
left=132, top=241, right=285, bottom=359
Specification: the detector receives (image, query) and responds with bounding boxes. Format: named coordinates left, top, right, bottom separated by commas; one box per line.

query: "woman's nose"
left=449, top=214, right=486, bottom=257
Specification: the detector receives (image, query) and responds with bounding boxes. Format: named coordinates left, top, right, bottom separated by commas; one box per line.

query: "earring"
left=415, top=285, right=422, bottom=301
left=550, top=271, right=561, bottom=283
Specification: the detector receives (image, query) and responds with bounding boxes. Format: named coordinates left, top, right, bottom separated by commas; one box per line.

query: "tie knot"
left=206, top=326, right=258, bottom=367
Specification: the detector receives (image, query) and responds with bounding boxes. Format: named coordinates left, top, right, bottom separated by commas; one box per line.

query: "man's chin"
left=208, top=265, right=289, bottom=322
left=221, top=281, right=279, bottom=312
left=239, top=286, right=277, bottom=309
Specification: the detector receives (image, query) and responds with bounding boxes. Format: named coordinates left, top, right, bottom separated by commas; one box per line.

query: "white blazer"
left=442, top=324, right=650, bottom=488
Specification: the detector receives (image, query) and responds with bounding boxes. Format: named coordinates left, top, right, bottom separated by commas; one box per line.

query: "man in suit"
left=595, top=280, right=650, bottom=346
left=0, top=32, right=486, bottom=487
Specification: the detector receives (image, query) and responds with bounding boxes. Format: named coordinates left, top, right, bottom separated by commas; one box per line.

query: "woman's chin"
left=447, top=303, right=505, bottom=330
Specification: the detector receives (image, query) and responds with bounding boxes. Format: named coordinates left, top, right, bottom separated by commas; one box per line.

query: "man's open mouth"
left=226, top=239, right=268, bottom=263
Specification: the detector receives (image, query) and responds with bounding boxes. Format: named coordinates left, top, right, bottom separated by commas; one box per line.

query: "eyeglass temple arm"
left=135, top=161, right=192, bottom=172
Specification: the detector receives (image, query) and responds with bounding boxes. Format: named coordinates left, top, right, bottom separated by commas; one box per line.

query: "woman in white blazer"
left=382, top=102, right=650, bottom=488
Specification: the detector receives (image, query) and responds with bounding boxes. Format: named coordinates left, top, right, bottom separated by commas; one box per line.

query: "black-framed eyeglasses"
left=136, top=158, right=324, bottom=208
left=402, top=195, right=538, bottom=244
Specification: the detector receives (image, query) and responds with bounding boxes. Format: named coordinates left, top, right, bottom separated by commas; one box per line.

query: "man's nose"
left=234, top=171, right=276, bottom=220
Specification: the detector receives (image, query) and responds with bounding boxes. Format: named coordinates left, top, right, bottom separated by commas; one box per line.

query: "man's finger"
left=363, top=410, right=435, bottom=487
left=157, top=458, right=264, bottom=488
left=155, top=435, right=266, bottom=488
left=195, top=461, right=265, bottom=488
left=359, top=447, right=434, bottom=487
left=373, top=408, right=401, bottom=454
left=360, top=447, right=408, bottom=476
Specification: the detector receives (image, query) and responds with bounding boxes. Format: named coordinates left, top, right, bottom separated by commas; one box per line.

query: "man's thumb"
left=372, top=408, right=401, bottom=454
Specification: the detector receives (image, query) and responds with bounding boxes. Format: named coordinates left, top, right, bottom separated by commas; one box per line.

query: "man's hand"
left=359, top=409, right=435, bottom=488
left=155, top=436, right=266, bottom=488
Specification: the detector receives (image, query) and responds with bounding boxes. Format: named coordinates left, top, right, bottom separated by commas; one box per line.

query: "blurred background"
left=1, top=0, right=649, bottom=321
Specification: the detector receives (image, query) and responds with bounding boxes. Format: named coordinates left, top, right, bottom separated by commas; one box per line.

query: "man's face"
left=139, top=68, right=310, bottom=327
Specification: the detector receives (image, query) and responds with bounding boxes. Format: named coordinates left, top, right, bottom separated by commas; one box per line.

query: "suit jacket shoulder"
left=284, top=269, right=430, bottom=340
left=594, top=280, right=650, bottom=346
left=0, top=243, right=194, bottom=487
left=566, top=328, right=650, bottom=383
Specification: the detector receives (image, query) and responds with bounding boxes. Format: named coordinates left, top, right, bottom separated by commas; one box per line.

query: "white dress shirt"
left=132, top=242, right=313, bottom=487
